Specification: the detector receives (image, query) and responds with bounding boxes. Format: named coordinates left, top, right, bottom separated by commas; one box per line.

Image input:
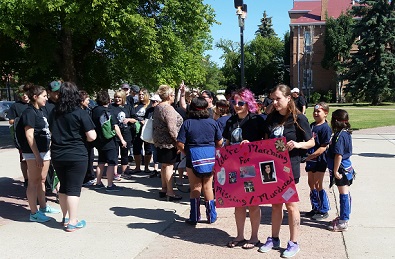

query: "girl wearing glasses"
left=223, top=88, right=266, bottom=250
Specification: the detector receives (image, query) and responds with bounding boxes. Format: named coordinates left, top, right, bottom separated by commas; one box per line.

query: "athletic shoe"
left=30, top=211, right=50, bottom=223
left=82, top=179, right=96, bottom=187
left=106, top=184, right=121, bottom=192
left=312, top=212, right=329, bottom=220
left=258, top=237, right=280, bottom=253
left=39, top=205, right=60, bottom=214
left=94, top=183, right=105, bottom=189
left=66, top=220, right=86, bottom=232
left=304, top=210, right=317, bottom=217
left=328, top=218, right=348, bottom=232
left=113, top=174, right=122, bottom=181
left=282, top=241, right=300, bottom=258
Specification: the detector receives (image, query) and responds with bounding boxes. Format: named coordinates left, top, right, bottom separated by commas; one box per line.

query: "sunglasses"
left=231, top=100, right=246, bottom=107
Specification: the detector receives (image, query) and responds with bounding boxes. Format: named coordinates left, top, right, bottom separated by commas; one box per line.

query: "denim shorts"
left=22, top=151, right=51, bottom=161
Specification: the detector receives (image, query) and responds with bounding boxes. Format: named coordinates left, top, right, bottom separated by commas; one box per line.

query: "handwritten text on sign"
left=214, top=138, right=299, bottom=208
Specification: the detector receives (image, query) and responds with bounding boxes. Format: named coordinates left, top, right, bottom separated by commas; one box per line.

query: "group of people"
left=174, top=84, right=354, bottom=258
left=8, top=81, right=355, bottom=256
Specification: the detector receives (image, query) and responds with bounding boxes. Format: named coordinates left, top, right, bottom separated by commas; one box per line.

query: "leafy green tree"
left=216, top=36, right=284, bottom=95
left=255, top=11, right=277, bottom=38
left=245, top=35, right=284, bottom=94
left=344, top=0, right=395, bottom=104
left=321, top=13, right=354, bottom=102
left=0, top=0, right=216, bottom=92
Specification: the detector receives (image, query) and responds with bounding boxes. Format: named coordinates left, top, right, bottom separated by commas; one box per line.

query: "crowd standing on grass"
left=8, top=81, right=355, bottom=251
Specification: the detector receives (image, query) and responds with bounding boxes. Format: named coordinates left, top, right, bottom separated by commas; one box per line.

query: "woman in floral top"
left=153, top=85, right=183, bottom=201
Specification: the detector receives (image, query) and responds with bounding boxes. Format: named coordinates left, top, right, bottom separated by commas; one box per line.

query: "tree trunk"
left=61, top=27, right=76, bottom=82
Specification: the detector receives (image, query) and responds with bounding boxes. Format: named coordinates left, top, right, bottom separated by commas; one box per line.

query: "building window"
left=303, top=69, right=312, bottom=90
left=304, top=31, right=312, bottom=53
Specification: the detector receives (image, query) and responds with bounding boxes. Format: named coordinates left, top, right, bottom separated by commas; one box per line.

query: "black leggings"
left=53, top=160, right=87, bottom=197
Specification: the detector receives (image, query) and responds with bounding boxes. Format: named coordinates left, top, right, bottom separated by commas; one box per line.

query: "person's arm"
left=176, top=141, right=185, bottom=155
left=85, top=130, right=97, bottom=142
left=306, top=145, right=327, bottom=161
left=179, top=81, right=187, bottom=111
left=287, top=136, right=315, bottom=151
left=302, top=105, right=306, bottom=114
left=333, top=154, right=343, bottom=179
left=25, top=126, right=43, bottom=168
left=114, top=124, right=127, bottom=147
left=215, top=139, right=223, bottom=148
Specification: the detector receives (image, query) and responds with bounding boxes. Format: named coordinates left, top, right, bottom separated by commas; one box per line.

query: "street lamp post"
left=234, top=1, right=247, bottom=88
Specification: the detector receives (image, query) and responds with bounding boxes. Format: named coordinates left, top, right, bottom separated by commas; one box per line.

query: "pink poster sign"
left=214, top=138, right=299, bottom=208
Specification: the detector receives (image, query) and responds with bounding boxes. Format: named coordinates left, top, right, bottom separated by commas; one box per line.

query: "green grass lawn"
left=305, top=104, right=395, bottom=130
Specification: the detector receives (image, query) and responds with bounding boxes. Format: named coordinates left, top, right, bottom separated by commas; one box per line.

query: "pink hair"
left=233, top=88, right=257, bottom=113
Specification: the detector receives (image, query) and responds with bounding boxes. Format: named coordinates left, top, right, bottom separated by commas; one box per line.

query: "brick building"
left=288, top=0, right=355, bottom=100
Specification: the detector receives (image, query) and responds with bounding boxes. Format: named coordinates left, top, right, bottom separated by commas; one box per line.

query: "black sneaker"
left=149, top=170, right=159, bottom=178
left=304, top=210, right=317, bottom=218
left=312, top=212, right=329, bottom=221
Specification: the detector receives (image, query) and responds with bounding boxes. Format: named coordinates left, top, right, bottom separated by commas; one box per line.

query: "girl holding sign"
left=222, top=88, right=266, bottom=249
left=260, top=85, right=314, bottom=258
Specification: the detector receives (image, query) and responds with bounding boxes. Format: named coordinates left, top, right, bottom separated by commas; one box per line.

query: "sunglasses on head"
left=231, top=100, right=246, bottom=107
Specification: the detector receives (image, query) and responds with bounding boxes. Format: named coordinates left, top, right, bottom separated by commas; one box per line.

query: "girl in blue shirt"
left=327, top=109, right=355, bottom=232
left=305, top=102, right=332, bottom=220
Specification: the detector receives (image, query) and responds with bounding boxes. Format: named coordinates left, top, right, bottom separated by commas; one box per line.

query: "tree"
left=255, top=11, right=277, bottom=38
left=344, top=0, right=395, bottom=104
left=216, top=36, right=284, bottom=95
left=321, top=13, right=354, bottom=102
left=0, top=0, right=216, bottom=92
left=245, top=35, right=284, bottom=94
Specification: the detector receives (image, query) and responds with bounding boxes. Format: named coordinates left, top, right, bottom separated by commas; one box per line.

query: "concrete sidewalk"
left=0, top=125, right=394, bottom=259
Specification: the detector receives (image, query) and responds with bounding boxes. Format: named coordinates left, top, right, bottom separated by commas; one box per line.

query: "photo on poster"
left=244, top=181, right=255, bottom=193
left=240, top=166, right=256, bottom=178
left=259, top=161, right=277, bottom=183
left=229, top=172, right=237, bottom=184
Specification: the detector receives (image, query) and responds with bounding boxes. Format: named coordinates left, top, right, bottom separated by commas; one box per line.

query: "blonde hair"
left=114, top=90, right=126, bottom=105
left=137, top=88, right=150, bottom=107
left=157, top=85, right=174, bottom=101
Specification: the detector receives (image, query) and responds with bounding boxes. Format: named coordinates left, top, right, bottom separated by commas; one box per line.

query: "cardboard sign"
left=214, top=138, right=299, bottom=208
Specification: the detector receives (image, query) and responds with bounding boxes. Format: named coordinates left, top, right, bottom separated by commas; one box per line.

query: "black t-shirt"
left=222, top=113, right=266, bottom=144
left=16, top=105, right=51, bottom=153
left=43, top=99, right=56, bottom=118
left=49, top=107, right=95, bottom=161
left=8, top=101, right=29, bottom=120
left=91, top=105, right=117, bottom=150
left=134, top=102, right=151, bottom=122
left=294, top=96, right=307, bottom=113
left=265, top=112, right=312, bottom=179
left=110, top=103, right=134, bottom=142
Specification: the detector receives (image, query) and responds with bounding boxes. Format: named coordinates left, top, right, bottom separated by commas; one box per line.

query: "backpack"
left=99, top=110, right=116, bottom=139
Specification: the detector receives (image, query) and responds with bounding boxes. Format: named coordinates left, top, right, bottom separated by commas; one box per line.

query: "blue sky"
left=204, top=0, right=294, bottom=66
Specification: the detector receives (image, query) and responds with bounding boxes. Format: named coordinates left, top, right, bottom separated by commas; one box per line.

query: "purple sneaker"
left=282, top=241, right=300, bottom=258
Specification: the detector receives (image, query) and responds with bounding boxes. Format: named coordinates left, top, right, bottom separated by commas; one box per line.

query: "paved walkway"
left=0, top=124, right=394, bottom=258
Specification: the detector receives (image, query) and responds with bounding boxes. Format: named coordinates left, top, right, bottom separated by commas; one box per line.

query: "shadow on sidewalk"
left=0, top=177, right=29, bottom=222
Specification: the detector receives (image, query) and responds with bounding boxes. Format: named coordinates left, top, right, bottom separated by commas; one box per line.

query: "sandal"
left=242, top=240, right=261, bottom=250
left=166, top=194, right=182, bottom=201
left=227, top=239, right=247, bottom=248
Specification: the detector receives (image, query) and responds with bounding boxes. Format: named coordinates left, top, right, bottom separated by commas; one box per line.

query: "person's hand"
left=286, top=140, right=295, bottom=151
left=121, top=140, right=127, bottom=148
left=240, top=140, right=250, bottom=145
left=334, top=172, right=343, bottom=180
left=179, top=80, right=185, bottom=94
left=35, top=156, right=44, bottom=168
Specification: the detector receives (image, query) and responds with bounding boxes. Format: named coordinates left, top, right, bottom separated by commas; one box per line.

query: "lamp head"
left=234, top=0, right=243, bottom=9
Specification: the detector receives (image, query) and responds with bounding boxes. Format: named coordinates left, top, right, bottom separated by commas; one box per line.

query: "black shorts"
left=305, top=161, right=327, bottom=173
left=53, top=160, right=87, bottom=197
left=334, top=173, right=354, bottom=187
left=98, top=148, right=118, bottom=166
left=156, top=147, right=178, bottom=164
